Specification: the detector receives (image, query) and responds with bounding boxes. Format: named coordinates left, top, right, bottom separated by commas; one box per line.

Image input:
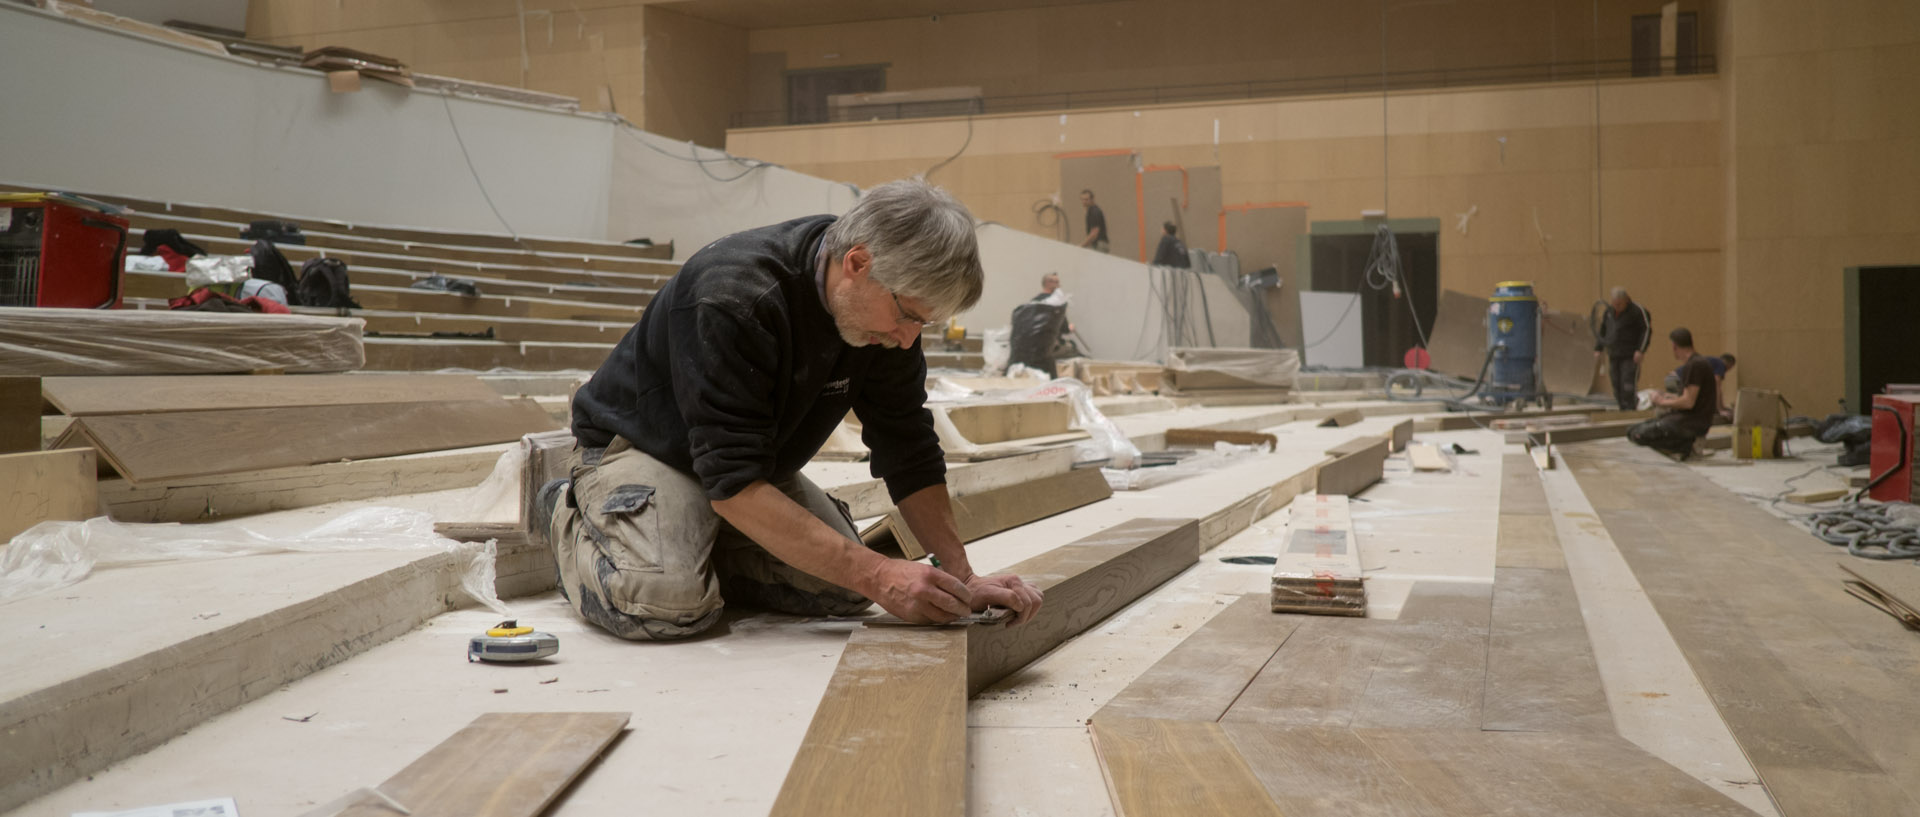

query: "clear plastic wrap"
left=0, top=307, right=365, bottom=374
left=1102, top=441, right=1271, bottom=491
left=0, top=506, right=511, bottom=615
left=1165, top=346, right=1301, bottom=389
left=184, top=254, right=255, bottom=290
left=981, top=327, right=1011, bottom=374
left=1003, top=377, right=1142, bottom=468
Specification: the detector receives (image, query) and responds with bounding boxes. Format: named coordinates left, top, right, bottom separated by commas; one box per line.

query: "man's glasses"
left=890, top=290, right=937, bottom=328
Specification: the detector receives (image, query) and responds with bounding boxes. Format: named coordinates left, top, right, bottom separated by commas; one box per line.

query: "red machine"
left=0, top=193, right=129, bottom=309
left=1868, top=394, right=1920, bottom=503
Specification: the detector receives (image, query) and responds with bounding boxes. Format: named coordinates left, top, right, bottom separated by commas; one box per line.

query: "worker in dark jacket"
left=547, top=180, right=1043, bottom=641
left=1593, top=287, right=1652, bottom=410
left=1151, top=221, right=1190, bottom=268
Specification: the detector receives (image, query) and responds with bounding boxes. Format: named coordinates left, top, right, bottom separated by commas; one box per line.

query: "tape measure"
left=468, top=619, right=559, bottom=663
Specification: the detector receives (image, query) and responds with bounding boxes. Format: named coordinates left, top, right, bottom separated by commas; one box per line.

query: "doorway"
left=1847, top=265, right=1920, bottom=413
left=1306, top=220, right=1440, bottom=369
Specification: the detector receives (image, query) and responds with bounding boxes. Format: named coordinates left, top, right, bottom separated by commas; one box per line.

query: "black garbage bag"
left=1009, top=300, right=1067, bottom=376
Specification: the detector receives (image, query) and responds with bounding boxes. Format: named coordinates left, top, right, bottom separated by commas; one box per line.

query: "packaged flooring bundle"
left=0, top=307, right=364, bottom=374
left=1165, top=347, right=1299, bottom=392
left=1271, top=493, right=1366, bottom=615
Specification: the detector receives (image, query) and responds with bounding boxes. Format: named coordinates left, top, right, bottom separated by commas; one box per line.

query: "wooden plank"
left=887, top=467, right=1112, bottom=559
left=939, top=399, right=1071, bottom=445
left=100, top=443, right=507, bottom=523
left=1220, top=615, right=1388, bottom=728
left=1098, top=594, right=1300, bottom=723
left=1406, top=443, right=1451, bottom=472
left=0, top=376, right=40, bottom=455
left=334, top=712, right=628, bottom=817
left=520, top=429, right=577, bottom=543
left=56, top=399, right=556, bottom=486
left=1163, top=428, right=1279, bottom=449
left=1317, top=435, right=1387, bottom=496
left=1221, top=723, right=1448, bottom=817
left=0, top=448, right=96, bottom=542
left=1504, top=419, right=1637, bottom=444
left=1565, top=445, right=1920, bottom=816
left=770, top=627, right=967, bottom=817
left=41, top=374, right=501, bottom=416
left=1089, top=716, right=1287, bottom=817
left=1482, top=566, right=1612, bottom=733
left=1388, top=418, right=1413, bottom=453
left=1530, top=440, right=1555, bottom=470
left=826, top=446, right=1077, bottom=521
left=967, top=518, right=1199, bottom=696
left=1317, top=408, right=1362, bottom=427
left=1783, top=488, right=1848, bottom=504
left=1346, top=581, right=1491, bottom=730
left=1351, top=728, right=1756, bottom=816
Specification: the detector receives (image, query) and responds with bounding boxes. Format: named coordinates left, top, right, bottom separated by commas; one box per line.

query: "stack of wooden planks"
left=1269, top=494, right=1365, bottom=615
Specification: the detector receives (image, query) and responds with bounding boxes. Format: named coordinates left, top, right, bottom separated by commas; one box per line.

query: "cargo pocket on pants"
left=591, top=483, right=665, bottom=573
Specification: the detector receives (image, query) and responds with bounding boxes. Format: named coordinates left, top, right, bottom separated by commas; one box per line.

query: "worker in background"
left=544, top=179, right=1043, bottom=641
left=1593, top=287, right=1652, bottom=410
left=1627, top=327, right=1719, bottom=460
left=1032, top=272, right=1076, bottom=334
left=1078, top=189, right=1108, bottom=253
left=1151, top=221, right=1190, bottom=268
left=1670, top=352, right=1736, bottom=421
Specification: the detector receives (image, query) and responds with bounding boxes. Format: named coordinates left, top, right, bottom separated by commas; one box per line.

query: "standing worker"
left=1078, top=189, right=1108, bottom=253
left=1593, top=287, right=1652, bottom=410
left=1151, top=221, right=1189, bottom=268
left=541, top=179, right=1043, bottom=640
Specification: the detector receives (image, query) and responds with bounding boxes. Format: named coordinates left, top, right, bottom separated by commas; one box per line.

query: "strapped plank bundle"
left=1270, top=494, right=1365, bottom=616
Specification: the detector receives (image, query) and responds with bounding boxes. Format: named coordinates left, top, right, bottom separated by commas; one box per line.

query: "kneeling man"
left=1627, top=327, right=1719, bottom=461
left=540, top=179, right=1043, bottom=639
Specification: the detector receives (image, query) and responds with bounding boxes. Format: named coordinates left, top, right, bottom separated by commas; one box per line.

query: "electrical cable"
left=921, top=114, right=973, bottom=180
left=441, top=94, right=526, bottom=241
left=612, top=116, right=777, bottom=183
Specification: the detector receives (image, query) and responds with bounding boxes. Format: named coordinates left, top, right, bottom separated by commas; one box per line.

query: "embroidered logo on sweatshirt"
left=822, top=377, right=851, bottom=396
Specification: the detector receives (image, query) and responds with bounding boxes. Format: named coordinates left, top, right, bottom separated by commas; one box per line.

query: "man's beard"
left=829, top=285, right=900, bottom=349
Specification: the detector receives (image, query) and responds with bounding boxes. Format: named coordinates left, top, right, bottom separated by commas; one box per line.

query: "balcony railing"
left=729, top=55, right=1715, bottom=130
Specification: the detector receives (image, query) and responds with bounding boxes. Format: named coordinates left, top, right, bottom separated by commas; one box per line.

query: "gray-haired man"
left=545, top=179, right=1043, bottom=640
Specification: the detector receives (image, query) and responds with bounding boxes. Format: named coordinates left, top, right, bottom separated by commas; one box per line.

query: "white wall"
left=0, top=3, right=612, bottom=240
left=971, top=225, right=1251, bottom=363
left=607, top=125, right=862, bottom=257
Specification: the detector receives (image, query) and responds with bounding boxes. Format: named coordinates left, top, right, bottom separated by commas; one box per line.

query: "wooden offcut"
left=0, top=447, right=96, bottom=542
left=1388, top=418, right=1413, bottom=453
left=1316, top=408, right=1362, bottom=427
left=1090, top=716, right=1287, bottom=817
left=41, top=374, right=501, bottom=416
left=1098, top=594, right=1299, bottom=723
left=334, top=712, right=628, bottom=817
left=1407, top=442, right=1451, bottom=472
left=0, top=376, right=40, bottom=455
left=55, top=398, right=557, bottom=486
left=967, top=518, right=1199, bottom=695
left=1316, top=436, right=1387, bottom=496
left=885, top=467, right=1112, bottom=559
left=1163, top=428, right=1279, bottom=449
left=770, top=627, right=967, bottom=817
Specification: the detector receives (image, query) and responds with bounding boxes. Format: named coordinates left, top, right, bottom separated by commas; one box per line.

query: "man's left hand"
left=963, top=573, right=1044, bottom=625
left=1632, top=351, right=1644, bottom=364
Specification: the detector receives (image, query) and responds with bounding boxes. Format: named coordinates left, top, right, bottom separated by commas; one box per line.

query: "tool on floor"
left=468, top=620, right=560, bottom=662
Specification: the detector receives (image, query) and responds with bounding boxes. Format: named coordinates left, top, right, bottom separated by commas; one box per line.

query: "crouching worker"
left=1627, top=327, right=1720, bottom=461
left=537, top=180, right=1043, bottom=640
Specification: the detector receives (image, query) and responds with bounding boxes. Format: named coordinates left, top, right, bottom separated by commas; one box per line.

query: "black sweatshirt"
left=571, top=215, right=946, bottom=503
left=1595, top=300, right=1652, bottom=358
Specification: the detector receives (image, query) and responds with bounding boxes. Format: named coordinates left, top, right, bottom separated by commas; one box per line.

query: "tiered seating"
left=5, top=184, right=990, bottom=372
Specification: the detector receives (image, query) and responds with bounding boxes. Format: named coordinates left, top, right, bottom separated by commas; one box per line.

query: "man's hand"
left=1594, top=350, right=1603, bottom=360
left=867, top=559, right=973, bottom=624
left=963, top=573, right=1044, bottom=625
left=1633, top=350, right=1644, bottom=364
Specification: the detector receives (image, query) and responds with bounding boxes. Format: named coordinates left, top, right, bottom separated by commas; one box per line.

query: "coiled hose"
left=1808, top=503, right=1920, bottom=560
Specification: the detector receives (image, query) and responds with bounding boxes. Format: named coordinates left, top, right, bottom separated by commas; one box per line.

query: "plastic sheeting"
left=1002, top=377, right=1142, bottom=468
left=0, top=506, right=511, bottom=615
left=0, top=307, right=364, bottom=375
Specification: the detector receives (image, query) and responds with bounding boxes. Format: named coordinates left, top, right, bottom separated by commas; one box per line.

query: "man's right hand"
left=866, top=559, right=973, bottom=624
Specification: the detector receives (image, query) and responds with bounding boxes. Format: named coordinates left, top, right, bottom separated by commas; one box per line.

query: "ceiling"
left=653, top=0, right=1109, bottom=31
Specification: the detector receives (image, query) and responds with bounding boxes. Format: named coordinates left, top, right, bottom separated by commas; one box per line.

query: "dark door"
left=786, top=66, right=886, bottom=125
left=1309, top=230, right=1439, bottom=368
left=1856, top=266, right=1920, bottom=412
left=1632, top=12, right=1700, bottom=76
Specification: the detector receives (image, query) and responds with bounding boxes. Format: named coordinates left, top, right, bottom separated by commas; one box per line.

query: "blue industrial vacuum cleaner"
left=1484, top=281, right=1550, bottom=408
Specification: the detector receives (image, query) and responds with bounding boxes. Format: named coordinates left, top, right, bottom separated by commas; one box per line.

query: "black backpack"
left=297, top=257, right=360, bottom=309
left=248, top=240, right=300, bottom=292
